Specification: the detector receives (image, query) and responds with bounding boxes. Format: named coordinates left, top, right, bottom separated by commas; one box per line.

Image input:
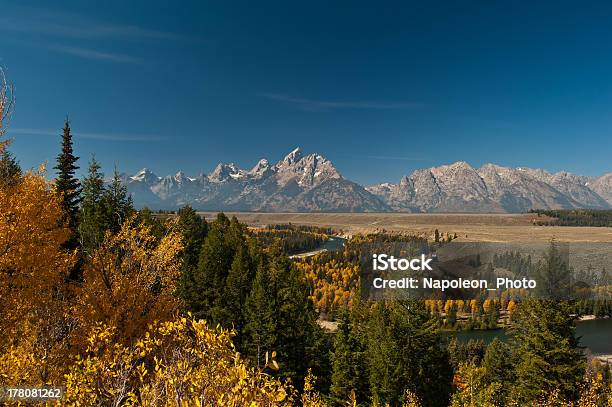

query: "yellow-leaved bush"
left=0, top=165, right=76, bottom=384
left=74, top=216, right=183, bottom=347
left=0, top=165, right=74, bottom=328
left=64, top=315, right=292, bottom=406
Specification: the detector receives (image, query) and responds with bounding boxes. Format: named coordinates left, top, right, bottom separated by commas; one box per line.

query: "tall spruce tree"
left=509, top=241, right=585, bottom=403
left=534, top=240, right=573, bottom=299
left=210, top=216, right=246, bottom=323
left=224, top=242, right=254, bottom=339
left=78, top=156, right=105, bottom=252
left=330, top=308, right=369, bottom=403
left=510, top=298, right=585, bottom=403
left=481, top=338, right=514, bottom=405
left=243, top=263, right=277, bottom=369
left=100, top=167, right=133, bottom=234
left=242, top=244, right=329, bottom=389
left=182, top=213, right=233, bottom=322
left=176, top=205, right=208, bottom=271
left=0, top=142, right=21, bottom=187
left=176, top=206, right=209, bottom=314
left=365, top=300, right=453, bottom=407
left=54, top=118, right=81, bottom=245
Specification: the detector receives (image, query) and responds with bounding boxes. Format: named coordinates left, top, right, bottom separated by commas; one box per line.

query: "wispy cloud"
left=0, top=8, right=180, bottom=41
left=48, top=44, right=143, bottom=64
left=260, top=93, right=423, bottom=111
left=9, top=128, right=165, bottom=142
left=0, top=7, right=182, bottom=64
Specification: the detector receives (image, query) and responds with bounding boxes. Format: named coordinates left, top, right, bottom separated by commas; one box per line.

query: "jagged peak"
left=250, top=158, right=270, bottom=173
left=131, top=167, right=159, bottom=183
left=209, top=162, right=246, bottom=181
left=445, top=161, right=474, bottom=170
left=276, top=147, right=303, bottom=167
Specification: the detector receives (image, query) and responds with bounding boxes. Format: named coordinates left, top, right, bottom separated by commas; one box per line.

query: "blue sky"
left=1, top=0, right=612, bottom=185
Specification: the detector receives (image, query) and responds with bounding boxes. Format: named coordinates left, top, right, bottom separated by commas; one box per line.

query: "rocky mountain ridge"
left=367, top=161, right=611, bottom=212
left=125, top=148, right=388, bottom=212
left=123, top=149, right=611, bottom=212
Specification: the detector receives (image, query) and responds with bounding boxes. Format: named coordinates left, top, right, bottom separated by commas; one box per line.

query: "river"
left=290, top=236, right=346, bottom=258
left=452, top=318, right=612, bottom=356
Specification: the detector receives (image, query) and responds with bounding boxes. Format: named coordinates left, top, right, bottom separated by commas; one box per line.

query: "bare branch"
left=0, top=66, right=16, bottom=137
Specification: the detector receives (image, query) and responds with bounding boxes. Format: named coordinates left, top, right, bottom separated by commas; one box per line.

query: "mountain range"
left=121, top=148, right=612, bottom=213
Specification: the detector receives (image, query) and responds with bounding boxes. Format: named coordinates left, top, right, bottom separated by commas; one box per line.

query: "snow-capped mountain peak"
left=208, top=162, right=246, bottom=182
left=130, top=168, right=160, bottom=185
left=122, top=148, right=388, bottom=212
left=275, top=147, right=303, bottom=169
left=122, top=153, right=612, bottom=213
left=249, top=159, right=271, bottom=178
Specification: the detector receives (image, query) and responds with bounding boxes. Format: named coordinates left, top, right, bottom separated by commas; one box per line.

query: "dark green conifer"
left=184, top=213, right=233, bottom=321
left=330, top=308, right=369, bottom=403
left=0, top=143, right=20, bottom=187
left=54, top=118, right=81, bottom=244
left=243, top=263, right=277, bottom=369
left=100, top=167, right=133, bottom=234
left=78, top=156, right=105, bottom=252
left=366, top=301, right=453, bottom=407
left=481, top=338, right=514, bottom=405
left=176, top=205, right=208, bottom=271
left=510, top=298, right=585, bottom=402
left=224, top=242, right=254, bottom=338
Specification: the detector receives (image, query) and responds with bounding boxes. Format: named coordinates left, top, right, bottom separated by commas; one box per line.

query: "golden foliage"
left=451, top=363, right=501, bottom=407
left=402, top=390, right=422, bottom=407
left=63, top=315, right=291, bottom=406
left=0, top=166, right=74, bottom=336
left=294, top=255, right=359, bottom=317
left=74, top=216, right=183, bottom=345
left=302, top=369, right=328, bottom=407
left=0, top=166, right=76, bottom=384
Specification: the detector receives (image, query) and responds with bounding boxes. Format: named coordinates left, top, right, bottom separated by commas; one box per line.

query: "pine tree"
left=0, top=142, right=21, bottom=187
left=176, top=205, right=208, bottom=271
left=78, top=156, right=105, bottom=252
left=176, top=207, right=208, bottom=316
left=534, top=240, right=572, bottom=299
left=366, top=300, right=453, bottom=407
left=100, top=167, right=133, bottom=234
left=510, top=298, right=585, bottom=403
left=54, top=118, right=81, bottom=245
left=482, top=338, right=514, bottom=405
left=243, top=263, right=277, bottom=369
left=182, top=213, right=233, bottom=322
left=224, top=242, right=254, bottom=339
left=273, top=259, right=326, bottom=386
left=330, top=308, right=369, bottom=403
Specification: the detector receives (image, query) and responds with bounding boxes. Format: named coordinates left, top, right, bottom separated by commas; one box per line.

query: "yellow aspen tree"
left=0, top=166, right=75, bottom=384
left=74, top=216, right=183, bottom=347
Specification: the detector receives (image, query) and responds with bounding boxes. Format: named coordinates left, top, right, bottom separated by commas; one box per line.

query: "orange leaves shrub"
left=0, top=165, right=74, bottom=335
left=64, top=316, right=291, bottom=406
left=75, top=216, right=183, bottom=346
left=0, top=166, right=75, bottom=384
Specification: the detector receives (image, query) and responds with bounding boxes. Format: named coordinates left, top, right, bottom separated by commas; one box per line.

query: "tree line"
left=531, top=209, right=612, bottom=227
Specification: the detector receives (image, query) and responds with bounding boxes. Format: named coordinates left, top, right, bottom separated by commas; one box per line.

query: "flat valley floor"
left=197, top=212, right=612, bottom=243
